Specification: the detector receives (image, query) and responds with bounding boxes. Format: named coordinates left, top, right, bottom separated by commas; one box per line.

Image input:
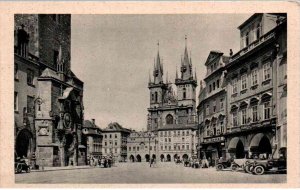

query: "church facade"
left=146, top=39, right=198, bottom=161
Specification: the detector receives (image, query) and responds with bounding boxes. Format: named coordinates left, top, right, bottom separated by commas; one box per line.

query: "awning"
left=249, top=133, right=265, bottom=152
left=227, top=137, right=240, bottom=153
left=261, top=92, right=272, bottom=101
left=250, top=97, right=260, bottom=105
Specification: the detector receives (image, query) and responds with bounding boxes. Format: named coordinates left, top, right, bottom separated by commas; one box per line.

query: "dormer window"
left=245, top=32, right=249, bottom=47
left=256, top=23, right=261, bottom=40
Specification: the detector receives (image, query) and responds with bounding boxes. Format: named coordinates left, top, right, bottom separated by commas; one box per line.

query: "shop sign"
left=204, top=136, right=224, bottom=143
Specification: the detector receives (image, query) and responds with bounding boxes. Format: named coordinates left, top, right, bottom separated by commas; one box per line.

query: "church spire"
left=180, top=35, right=193, bottom=80
left=152, top=41, right=164, bottom=84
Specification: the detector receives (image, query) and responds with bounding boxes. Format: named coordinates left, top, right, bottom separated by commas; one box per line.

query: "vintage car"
left=251, top=157, right=287, bottom=175
left=15, top=159, right=31, bottom=174
left=230, top=158, right=247, bottom=171
left=216, top=156, right=234, bottom=171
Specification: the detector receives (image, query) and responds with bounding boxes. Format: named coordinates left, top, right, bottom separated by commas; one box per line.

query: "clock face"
left=39, top=127, right=48, bottom=135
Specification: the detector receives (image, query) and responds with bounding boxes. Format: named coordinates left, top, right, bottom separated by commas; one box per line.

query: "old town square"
left=14, top=13, right=287, bottom=183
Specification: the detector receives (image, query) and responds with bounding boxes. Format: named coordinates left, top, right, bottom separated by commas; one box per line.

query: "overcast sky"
left=71, top=14, right=252, bottom=131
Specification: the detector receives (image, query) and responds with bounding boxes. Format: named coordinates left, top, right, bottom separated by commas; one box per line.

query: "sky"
left=71, top=14, right=252, bottom=131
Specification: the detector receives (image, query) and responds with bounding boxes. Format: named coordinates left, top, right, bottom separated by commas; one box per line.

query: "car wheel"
left=253, top=165, right=265, bottom=175
left=16, top=164, right=22, bottom=173
left=216, top=164, right=223, bottom=171
left=231, top=164, right=238, bottom=171
left=26, top=166, right=31, bottom=173
left=245, top=164, right=253, bottom=173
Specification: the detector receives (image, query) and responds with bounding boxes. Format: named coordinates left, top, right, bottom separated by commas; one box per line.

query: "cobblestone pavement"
left=15, top=162, right=286, bottom=184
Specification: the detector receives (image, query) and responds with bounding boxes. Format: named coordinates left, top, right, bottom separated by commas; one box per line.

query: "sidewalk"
left=31, top=165, right=92, bottom=172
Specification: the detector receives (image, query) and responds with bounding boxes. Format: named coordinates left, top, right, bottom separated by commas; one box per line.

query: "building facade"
left=14, top=14, right=86, bottom=167
left=197, top=51, right=229, bottom=165
left=147, top=38, right=198, bottom=161
left=82, top=119, right=103, bottom=161
left=224, top=13, right=287, bottom=159
left=102, top=122, right=131, bottom=162
left=127, top=131, right=156, bottom=162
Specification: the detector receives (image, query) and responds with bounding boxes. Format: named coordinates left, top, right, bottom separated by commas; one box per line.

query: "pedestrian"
left=150, top=158, right=153, bottom=167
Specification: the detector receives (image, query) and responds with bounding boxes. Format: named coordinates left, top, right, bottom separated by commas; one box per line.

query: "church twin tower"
left=147, top=37, right=198, bottom=131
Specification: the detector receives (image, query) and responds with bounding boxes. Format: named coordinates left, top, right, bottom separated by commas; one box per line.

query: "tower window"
left=155, top=92, right=158, bottom=102
left=183, top=88, right=186, bottom=99
left=166, top=114, right=174, bottom=124
left=53, top=50, right=59, bottom=69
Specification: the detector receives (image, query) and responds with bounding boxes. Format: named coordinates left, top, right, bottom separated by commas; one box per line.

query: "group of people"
left=88, top=156, right=113, bottom=168
left=149, top=158, right=156, bottom=167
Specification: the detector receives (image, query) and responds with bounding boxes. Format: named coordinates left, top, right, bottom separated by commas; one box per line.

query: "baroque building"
left=82, top=119, right=103, bottom=161
left=197, top=51, right=229, bottom=166
left=147, top=38, right=198, bottom=161
left=224, top=13, right=287, bottom=159
left=14, top=14, right=86, bottom=167
left=102, top=122, right=131, bottom=162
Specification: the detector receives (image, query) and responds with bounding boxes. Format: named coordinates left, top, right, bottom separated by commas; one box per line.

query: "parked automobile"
left=216, top=156, right=233, bottom=171
left=15, top=158, right=30, bottom=174
left=251, top=157, right=287, bottom=175
left=231, top=158, right=247, bottom=171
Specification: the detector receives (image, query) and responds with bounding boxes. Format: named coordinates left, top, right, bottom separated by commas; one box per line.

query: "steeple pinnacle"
left=152, top=41, right=164, bottom=84
left=175, top=66, right=178, bottom=79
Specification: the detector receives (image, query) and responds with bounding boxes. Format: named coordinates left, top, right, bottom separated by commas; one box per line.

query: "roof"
left=83, top=120, right=102, bottom=130
left=157, top=124, right=198, bottom=131
left=238, top=13, right=261, bottom=30
left=102, top=122, right=131, bottom=133
left=40, top=68, right=60, bottom=80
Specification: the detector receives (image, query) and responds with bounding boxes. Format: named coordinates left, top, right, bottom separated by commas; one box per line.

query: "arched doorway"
left=183, top=154, right=189, bottom=160
left=174, top=154, right=179, bottom=160
left=145, top=154, right=150, bottom=162
left=136, top=154, right=141, bottom=162
left=236, top=140, right=245, bottom=159
left=167, top=154, right=171, bottom=162
left=160, top=154, right=165, bottom=162
left=15, top=129, right=33, bottom=158
left=129, top=155, right=135, bottom=162
left=152, top=154, right=156, bottom=160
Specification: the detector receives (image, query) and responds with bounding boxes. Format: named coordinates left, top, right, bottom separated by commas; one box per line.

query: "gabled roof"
left=102, top=122, right=131, bottom=133
left=83, top=120, right=102, bottom=130
left=204, top=51, right=224, bottom=66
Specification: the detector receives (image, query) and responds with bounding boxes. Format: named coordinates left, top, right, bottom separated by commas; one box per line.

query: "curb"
left=31, top=166, right=93, bottom=173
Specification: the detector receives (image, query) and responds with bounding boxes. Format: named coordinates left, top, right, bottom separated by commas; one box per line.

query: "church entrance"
left=15, top=129, right=33, bottom=158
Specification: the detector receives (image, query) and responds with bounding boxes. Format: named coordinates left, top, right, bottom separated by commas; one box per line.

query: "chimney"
left=230, top=49, right=233, bottom=56
left=92, top=119, right=95, bottom=125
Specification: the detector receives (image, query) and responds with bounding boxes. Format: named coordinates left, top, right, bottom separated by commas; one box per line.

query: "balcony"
left=229, top=31, right=275, bottom=63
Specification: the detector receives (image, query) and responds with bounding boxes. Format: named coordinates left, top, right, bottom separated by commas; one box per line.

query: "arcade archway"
left=182, top=154, right=189, bottom=160
left=145, top=154, right=150, bottom=162
left=166, top=154, right=171, bottom=162
left=160, top=154, right=165, bottom=162
left=136, top=154, right=141, bottom=162
left=15, top=129, right=33, bottom=158
left=129, top=155, right=135, bottom=162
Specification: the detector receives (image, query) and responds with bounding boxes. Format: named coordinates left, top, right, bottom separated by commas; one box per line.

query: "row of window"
left=15, top=64, right=35, bottom=86
left=208, top=79, right=220, bottom=93
left=14, top=92, right=34, bottom=114
left=206, top=120, right=225, bottom=137
left=92, top=144, right=102, bottom=153
left=232, top=101, right=271, bottom=127
left=104, top=148, right=118, bottom=154
left=159, top=130, right=190, bottom=137
left=104, top=141, right=118, bottom=146
left=232, top=63, right=271, bottom=95
left=128, top=145, right=190, bottom=151
left=104, top=134, right=118, bottom=139
left=241, top=23, right=261, bottom=48
left=205, top=98, right=224, bottom=116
